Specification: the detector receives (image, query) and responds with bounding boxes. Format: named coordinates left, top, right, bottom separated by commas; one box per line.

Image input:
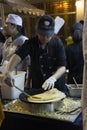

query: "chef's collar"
left=12, top=33, right=21, bottom=41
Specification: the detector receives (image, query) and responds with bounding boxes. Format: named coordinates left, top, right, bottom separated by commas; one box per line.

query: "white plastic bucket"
left=1, top=71, right=26, bottom=99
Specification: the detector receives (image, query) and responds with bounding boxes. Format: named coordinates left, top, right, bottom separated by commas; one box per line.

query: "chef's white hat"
left=6, top=14, right=22, bottom=26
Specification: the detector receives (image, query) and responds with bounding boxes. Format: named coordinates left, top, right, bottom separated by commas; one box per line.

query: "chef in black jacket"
left=3, top=15, right=68, bottom=95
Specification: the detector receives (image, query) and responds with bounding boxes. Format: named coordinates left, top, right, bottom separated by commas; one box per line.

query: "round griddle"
left=19, top=88, right=55, bottom=113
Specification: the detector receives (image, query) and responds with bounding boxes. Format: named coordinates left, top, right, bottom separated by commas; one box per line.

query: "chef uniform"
left=16, top=35, right=67, bottom=94
left=1, top=14, right=30, bottom=72
left=2, top=34, right=29, bottom=71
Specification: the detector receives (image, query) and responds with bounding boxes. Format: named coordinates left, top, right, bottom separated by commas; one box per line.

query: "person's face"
left=3, top=22, right=17, bottom=36
left=38, top=34, right=52, bottom=44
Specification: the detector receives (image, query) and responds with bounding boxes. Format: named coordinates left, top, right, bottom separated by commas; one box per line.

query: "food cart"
left=0, top=88, right=82, bottom=130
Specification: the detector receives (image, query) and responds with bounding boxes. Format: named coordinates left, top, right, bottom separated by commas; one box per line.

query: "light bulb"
left=75, top=0, right=82, bottom=7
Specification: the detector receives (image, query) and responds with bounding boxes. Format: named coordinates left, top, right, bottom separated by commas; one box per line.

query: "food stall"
left=0, top=88, right=82, bottom=130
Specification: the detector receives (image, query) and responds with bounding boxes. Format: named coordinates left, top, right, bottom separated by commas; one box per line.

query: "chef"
left=3, top=15, right=68, bottom=95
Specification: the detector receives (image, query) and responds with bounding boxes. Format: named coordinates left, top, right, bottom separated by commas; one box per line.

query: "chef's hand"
left=42, top=77, right=56, bottom=90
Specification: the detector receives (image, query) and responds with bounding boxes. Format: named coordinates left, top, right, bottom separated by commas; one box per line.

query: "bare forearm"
left=5, top=54, right=21, bottom=74
left=52, top=66, right=66, bottom=80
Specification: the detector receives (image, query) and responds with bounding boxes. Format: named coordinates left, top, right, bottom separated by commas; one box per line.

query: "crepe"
left=27, top=88, right=66, bottom=103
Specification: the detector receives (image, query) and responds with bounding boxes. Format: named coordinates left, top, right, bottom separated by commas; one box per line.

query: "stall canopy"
left=3, top=0, right=45, bottom=16
left=0, top=0, right=45, bottom=27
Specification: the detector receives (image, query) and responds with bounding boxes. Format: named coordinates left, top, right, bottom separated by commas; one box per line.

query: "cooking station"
left=0, top=88, right=82, bottom=130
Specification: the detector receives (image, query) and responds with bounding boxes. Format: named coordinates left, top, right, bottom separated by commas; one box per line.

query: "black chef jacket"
left=16, top=36, right=67, bottom=94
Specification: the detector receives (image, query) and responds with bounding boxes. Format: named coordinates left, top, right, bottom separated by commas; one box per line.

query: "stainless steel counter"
left=0, top=98, right=83, bottom=130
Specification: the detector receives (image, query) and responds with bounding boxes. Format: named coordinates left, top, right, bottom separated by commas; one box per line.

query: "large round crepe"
left=27, top=88, right=66, bottom=103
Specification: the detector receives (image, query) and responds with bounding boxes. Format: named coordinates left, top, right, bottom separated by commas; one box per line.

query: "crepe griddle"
left=19, top=88, right=55, bottom=113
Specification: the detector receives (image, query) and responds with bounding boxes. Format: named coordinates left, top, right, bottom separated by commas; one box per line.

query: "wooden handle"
left=73, top=77, right=79, bottom=88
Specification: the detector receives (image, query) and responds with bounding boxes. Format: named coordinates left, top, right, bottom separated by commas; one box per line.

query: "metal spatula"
left=4, top=77, right=30, bottom=97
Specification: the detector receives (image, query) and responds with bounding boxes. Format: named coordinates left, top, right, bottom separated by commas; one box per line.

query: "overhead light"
left=75, top=0, right=82, bottom=7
